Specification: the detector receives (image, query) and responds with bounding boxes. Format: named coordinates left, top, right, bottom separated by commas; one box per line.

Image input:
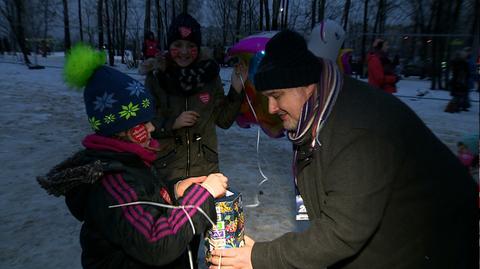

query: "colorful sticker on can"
left=204, top=190, right=245, bottom=265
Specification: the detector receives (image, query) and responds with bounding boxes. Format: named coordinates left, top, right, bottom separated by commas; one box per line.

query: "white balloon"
left=307, top=20, right=345, bottom=62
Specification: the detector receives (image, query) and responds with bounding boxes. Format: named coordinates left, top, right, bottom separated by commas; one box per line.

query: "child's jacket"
left=38, top=134, right=216, bottom=269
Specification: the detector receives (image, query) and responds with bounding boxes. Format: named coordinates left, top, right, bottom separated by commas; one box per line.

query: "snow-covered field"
left=0, top=53, right=478, bottom=268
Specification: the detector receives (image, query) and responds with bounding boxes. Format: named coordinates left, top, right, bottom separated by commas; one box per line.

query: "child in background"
left=458, top=142, right=474, bottom=167
left=37, top=44, right=228, bottom=269
left=457, top=134, right=479, bottom=172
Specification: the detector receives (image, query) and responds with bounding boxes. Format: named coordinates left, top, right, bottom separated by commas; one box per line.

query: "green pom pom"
left=64, top=43, right=106, bottom=89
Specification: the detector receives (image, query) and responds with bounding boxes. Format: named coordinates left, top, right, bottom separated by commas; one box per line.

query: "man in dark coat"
left=209, top=30, right=477, bottom=269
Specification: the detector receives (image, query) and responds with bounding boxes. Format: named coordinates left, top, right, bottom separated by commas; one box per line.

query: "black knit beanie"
left=254, top=30, right=321, bottom=92
left=167, top=13, right=201, bottom=49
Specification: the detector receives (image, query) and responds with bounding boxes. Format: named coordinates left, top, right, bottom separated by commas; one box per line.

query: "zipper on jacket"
left=185, top=98, right=190, bottom=177
left=193, top=133, right=202, bottom=157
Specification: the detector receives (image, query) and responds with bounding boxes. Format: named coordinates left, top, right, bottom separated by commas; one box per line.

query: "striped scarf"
left=290, top=58, right=343, bottom=185
left=288, top=58, right=343, bottom=147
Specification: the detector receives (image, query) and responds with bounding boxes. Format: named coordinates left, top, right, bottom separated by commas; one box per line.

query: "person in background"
left=209, top=29, right=476, bottom=269
left=37, top=44, right=229, bottom=269
left=143, top=31, right=160, bottom=60
left=446, top=50, right=470, bottom=113
left=139, top=13, right=247, bottom=267
left=367, top=38, right=398, bottom=93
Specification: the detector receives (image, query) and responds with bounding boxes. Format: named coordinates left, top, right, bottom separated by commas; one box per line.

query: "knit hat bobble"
left=254, top=30, right=321, bottom=92
left=64, top=44, right=155, bottom=136
left=167, top=13, right=202, bottom=49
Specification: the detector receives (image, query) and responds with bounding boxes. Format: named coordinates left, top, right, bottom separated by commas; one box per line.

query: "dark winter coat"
left=367, top=51, right=397, bottom=93
left=251, top=77, right=477, bottom=269
left=449, top=57, right=470, bottom=97
left=142, top=53, right=243, bottom=181
left=37, top=134, right=216, bottom=269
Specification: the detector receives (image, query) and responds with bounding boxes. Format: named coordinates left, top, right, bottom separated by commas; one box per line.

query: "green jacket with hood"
left=141, top=52, right=243, bottom=181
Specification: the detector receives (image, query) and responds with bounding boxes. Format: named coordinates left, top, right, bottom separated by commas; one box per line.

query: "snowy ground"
left=0, top=53, right=478, bottom=268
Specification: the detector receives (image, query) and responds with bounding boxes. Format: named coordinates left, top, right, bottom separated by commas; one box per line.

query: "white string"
left=108, top=201, right=216, bottom=227
left=187, top=245, right=194, bottom=269
left=237, top=73, right=270, bottom=208
left=109, top=201, right=222, bottom=269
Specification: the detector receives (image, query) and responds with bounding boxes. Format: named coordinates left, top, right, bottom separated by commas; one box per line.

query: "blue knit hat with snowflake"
left=64, top=44, right=155, bottom=136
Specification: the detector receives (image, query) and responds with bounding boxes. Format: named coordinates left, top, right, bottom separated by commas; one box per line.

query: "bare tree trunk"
left=443, top=0, right=462, bottom=89
left=155, top=0, right=167, bottom=51
left=379, top=0, right=386, bottom=34
left=259, top=0, right=264, bottom=31
left=78, top=0, right=83, bottom=41
left=372, top=0, right=382, bottom=35
left=248, top=0, right=252, bottom=33
left=182, top=0, right=188, bottom=13
left=264, top=0, right=270, bottom=30
left=171, top=0, right=176, bottom=23
left=222, top=2, right=227, bottom=46
left=235, top=0, right=243, bottom=42
left=97, top=0, right=104, bottom=49
left=472, top=0, right=480, bottom=68
left=318, top=0, right=325, bottom=23
left=311, top=0, right=317, bottom=28
left=105, top=0, right=114, bottom=65
left=164, top=0, right=168, bottom=29
left=283, top=0, right=289, bottom=29
left=1, top=0, right=31, bottom=64
left=271, top=0, right=280, bottom=30
left=280, top=0, right=285, bottom=29
left=62, top=0, right=71, bottom=51
left=342, top=0, right=351, bottom=30
left=112, top=0, right=118, bottom=56
left=360, top=0, right=369, bottom=78
left=145, top=0, right=151, bottom=34
left=121, top=0, right=128, bottom=63
left=430, top=0, right=441, bottom=89
left=43, top=0, right=49, bottom=41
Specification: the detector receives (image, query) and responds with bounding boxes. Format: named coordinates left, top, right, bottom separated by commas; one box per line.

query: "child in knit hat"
left=37, top=44, right=228, bottom=269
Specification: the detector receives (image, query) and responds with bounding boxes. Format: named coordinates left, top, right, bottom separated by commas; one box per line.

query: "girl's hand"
left=231, top=60, right=248, bottom=93
left=172, top=111, right=200, bottom=130
left=175, top=176, right=207, bottom=198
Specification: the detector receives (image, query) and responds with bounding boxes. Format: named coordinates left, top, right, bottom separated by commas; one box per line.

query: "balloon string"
left=109, top=201, right=217, bottom=269
left=237, top=74, right=269, bottom=208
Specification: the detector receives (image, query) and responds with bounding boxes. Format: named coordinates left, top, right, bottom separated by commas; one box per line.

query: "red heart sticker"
left=179, top=27, right=192, bottom=38
left=198, top=92, right=210, bottom=104
left=128, top=124, right=148, bottom=144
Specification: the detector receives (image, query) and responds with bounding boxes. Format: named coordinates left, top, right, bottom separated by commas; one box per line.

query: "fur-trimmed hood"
left=37, top=150, right=107, bottom=197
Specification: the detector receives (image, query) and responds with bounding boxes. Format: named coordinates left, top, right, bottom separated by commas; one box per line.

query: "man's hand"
left=209, top=235, right=255, bottom=269
left=231, top=60, right=248, bottom=94
left=172, top=111, right=200, bottom=130
left=175, top=176, right=207, bottom=198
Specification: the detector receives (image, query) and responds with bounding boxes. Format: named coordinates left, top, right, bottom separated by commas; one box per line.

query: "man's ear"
left=305, top=83, right=316, bottom=97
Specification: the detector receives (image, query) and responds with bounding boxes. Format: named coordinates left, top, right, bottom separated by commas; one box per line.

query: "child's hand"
left=201, top=173, right=228, bottom=198
left=231, top=60, right=248, bottom=94
left=175, top=176, right=207, bottom=198
left=172, top=111, right=200, bottom=130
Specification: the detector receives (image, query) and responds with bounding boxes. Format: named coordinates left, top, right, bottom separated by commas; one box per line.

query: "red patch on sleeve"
left=160, top=187, right=173, bottom=205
